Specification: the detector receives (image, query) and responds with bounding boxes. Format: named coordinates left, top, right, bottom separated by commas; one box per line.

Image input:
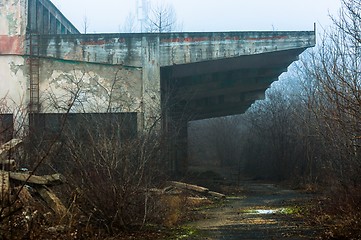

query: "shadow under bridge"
left=160, top=47, right=310, bottom=175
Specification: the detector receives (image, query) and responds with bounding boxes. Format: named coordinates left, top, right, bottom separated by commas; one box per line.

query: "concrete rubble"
left=167, top=181, right=226, bottom=200
left=0, top=139, right=67, bottom=218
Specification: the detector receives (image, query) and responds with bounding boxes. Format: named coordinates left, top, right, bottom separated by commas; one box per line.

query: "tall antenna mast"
left=137, top=0, right=150, bottom=32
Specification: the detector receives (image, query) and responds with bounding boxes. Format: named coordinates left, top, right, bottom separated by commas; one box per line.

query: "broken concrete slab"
left=9, top=172, right=65, bottom=186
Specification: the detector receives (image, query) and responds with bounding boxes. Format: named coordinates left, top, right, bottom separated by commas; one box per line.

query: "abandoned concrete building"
left=0, top=0, right=315, bottom=173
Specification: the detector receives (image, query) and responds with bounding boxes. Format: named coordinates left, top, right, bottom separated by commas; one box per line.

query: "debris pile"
left=166, top=181, right=226, bottom=209
left=167, top=181, right=226, bottom=199
left=0, top=138, right=226, bottom=236
left=0, top=139, right=67, bottom=219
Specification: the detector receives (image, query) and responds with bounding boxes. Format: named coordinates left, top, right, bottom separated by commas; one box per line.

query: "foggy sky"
left=50, top=0, right=341, bottom=33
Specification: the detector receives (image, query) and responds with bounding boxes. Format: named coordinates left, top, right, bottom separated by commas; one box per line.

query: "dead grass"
left=156, top=193, right=214, bottom=227
left=305, top=186, right=361, bottom=239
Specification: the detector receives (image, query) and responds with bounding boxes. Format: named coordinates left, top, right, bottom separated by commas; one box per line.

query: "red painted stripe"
left=160, top=35, right=288, bottom=44
left=246, top=36, right=288, bottom=41
left=80, top=40, right=106, bottom=45
left=0, top=35, right=24, bottom=54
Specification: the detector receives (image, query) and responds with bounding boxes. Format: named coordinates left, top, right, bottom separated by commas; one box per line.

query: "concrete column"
left=49, top=15, right=56, bottom=33
left=175, top=120, right=188, bottom=175
left=36, top=2, right=43, bottom=34
left=28, top=0, right=37, bottom=33
left=42, top=8, right=49, bottom=34
left=56, top=20, right=61, bottom=34
left=141, top=35, right=161, bottom=130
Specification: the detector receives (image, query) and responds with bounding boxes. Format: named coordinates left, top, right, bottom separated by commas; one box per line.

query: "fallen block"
left=208, top=191, right=226, bottom=199
left=9, top=172, right=65, bottom=186
left=168, top=181, right=209, bottom=193
left=36, top=186, right=67, bottom=217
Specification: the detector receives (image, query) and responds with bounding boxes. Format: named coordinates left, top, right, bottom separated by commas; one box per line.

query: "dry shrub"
left=45, top=117, right=172, bottom=234
left=307, top=185, right=361, bottom=239
left=0, top=187, right=59, bottom=240
left=186, top=197, right=212, bottom=208
left=151, top=194, right=213, bottom=227
left=159, top=195, right=186, bottom=227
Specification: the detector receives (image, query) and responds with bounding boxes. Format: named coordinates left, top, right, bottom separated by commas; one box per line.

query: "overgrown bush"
left=53, top=117, right=171, bottom=233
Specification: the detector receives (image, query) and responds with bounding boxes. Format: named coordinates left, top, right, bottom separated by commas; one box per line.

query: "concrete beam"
left=159, top=31, right=315, bottom=66
left=36, top=34, right=144, bottom=66
left=161, top=48, right=306, bottom=121
left=168, top=89, right=266, bottom=121
left=166, top=47, right=306, bottom=78
left=170, top=67, right=285, bottom=100
left=186, top=100, right=256, bottom=120
left=175, top=79, right=274, bottom=101
left=33, top=32, right=314, bottom=68
left=190, top=106, right=251, bottom=121
left=187, top=90, right=265, bottom=110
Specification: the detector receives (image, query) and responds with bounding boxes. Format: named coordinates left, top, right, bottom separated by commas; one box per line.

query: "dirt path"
left=185, top=181, right=322, bottom=240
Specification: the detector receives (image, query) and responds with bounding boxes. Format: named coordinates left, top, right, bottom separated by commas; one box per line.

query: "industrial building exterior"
left=0, top=0, right=315, bottom=172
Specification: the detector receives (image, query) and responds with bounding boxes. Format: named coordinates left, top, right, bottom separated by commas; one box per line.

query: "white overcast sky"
left=51, top=0, right=341, bottom=33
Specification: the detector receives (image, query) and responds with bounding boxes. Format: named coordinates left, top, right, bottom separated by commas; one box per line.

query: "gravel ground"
left=185, top=181, right=322, bottom=240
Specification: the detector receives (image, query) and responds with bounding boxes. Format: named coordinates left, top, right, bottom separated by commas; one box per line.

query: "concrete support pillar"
left=42, top=8, right=49, bottom=34
left=49, top=15, right=56, bottom=33
left=28, top=0, right=37, bottom=33
left=165, top=117, right=188, bottom=175
left=36, top=2, right=43, bottom=34
left=141, top=35, right=161, bottom=130
left=176, top=120, right=188, bottom=175
left=56, top=20, right=61, bottom=34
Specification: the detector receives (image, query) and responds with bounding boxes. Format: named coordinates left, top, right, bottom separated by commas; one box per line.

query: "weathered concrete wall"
left=31, top=31, right=315, bottom=128
left=36, top=31, right=315, bottom=66
left=38, top=59, right=143, bottom=114
left=0, top=0, right=78, bottom=55
left=0, top=56, right=27, bottom=109
left=159, top=31, right=315, bottom=66
left=0, top=0, right=27, bottom=55
left=0, top=0, right=317, bottom=174
left=141, top=35, right=161, bottom=127
left=34, top=33, right=165, bottom=128
left=36, top=34, right=143, bottom=66
left=0, top=0, right=316, bottom=134
left=0, top=54, right=146, bottom=131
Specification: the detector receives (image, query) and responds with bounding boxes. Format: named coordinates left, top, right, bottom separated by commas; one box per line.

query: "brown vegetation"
left=188, top=0, right=361, bottom=238
left=2, top=0, right=361, bottom=238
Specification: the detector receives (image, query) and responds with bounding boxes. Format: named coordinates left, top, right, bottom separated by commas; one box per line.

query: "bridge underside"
left=161, top=48, right=307, bottom=174
left=161, top=48, right=306, bottom=121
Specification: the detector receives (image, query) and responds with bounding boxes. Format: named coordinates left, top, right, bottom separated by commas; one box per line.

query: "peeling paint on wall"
left=0, top=35, right=24, bottom=54
left=9, top=60, right=25, bottom=75
left=38, top=59, right=143, bottom=114
left=6, top=13, right=17, bottom=35
left=0, top=56, right=27, bottom=108
left=0, top=0, right=26, bottom=36
left=0, top=0, right=27, bottom=54
left=0, top=0, right=316, bottom=134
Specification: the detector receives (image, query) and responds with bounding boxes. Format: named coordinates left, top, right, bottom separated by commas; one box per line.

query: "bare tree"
left=300, top=0, right=361, bottom=186
left=145, top=2, right=178, bottom=33
left=121, top=12, right=138, bottom=33
left=82, top=15, right=89, bottom=34
left=0, top=61, right=182, bottom=238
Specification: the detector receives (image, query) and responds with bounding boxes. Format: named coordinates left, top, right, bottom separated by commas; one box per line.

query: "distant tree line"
left=189, top=0, right=361, bottom=189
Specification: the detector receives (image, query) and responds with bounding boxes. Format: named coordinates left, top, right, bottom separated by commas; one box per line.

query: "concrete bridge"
left=0, top=0, right=315, bottom=173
